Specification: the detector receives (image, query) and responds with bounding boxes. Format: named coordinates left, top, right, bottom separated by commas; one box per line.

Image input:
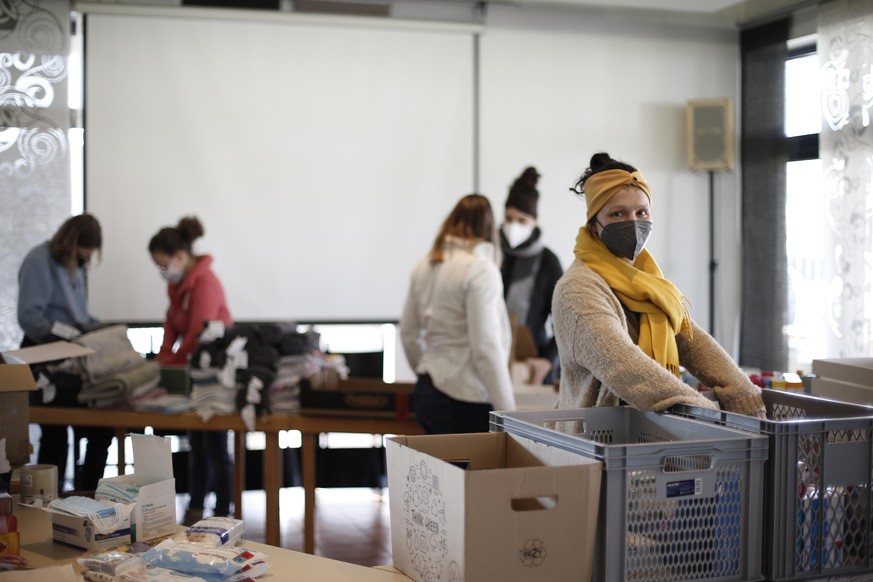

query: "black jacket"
left=500, top=230, right=564, bottom=366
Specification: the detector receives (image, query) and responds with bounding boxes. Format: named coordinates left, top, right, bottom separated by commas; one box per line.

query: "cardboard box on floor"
left=387, top=431, right=602, bottom=582
left=96, top=433, right=176, bottom=543
left=0, top=341, right=96, bottom=468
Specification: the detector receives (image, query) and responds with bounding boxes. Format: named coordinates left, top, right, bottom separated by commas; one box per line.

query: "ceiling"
left=80, top=0, right=818, bottom=29
left=489, top=0, right=817, bottom=27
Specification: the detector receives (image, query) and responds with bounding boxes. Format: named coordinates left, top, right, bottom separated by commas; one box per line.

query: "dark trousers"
left=29, top=367, right=114, bottom=492
left=412, top=374, right=493, bottom=435
left=187, top=430, right=232, bottom=516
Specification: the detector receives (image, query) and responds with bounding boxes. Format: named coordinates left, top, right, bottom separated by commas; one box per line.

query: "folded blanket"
left=78, top=360, right=161, bottom=408
left=75, top=324, right=146, bottom=382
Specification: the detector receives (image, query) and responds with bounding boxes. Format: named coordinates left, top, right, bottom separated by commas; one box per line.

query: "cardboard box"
left=812, top=358, right=873, bottom=387
left=301, top=373, right=414, bottom=419
left=50, top=500, right=132, bottom=551
left=387, top=432, right=602, bottom=582
left=96, top=434, right=176, bottom=542
left=0, top=342, right=95, bottom=467
left=810, top=376, right=873, bottom=406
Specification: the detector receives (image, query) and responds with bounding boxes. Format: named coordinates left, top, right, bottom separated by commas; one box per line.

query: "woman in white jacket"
left=401, top=194, right=516, bottom=434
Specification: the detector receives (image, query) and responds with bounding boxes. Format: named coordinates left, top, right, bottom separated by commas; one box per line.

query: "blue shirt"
left=17, top=241, right=97, bottom=343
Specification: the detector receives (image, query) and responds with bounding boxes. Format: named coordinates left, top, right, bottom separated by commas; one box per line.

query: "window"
left=784, top=49, right=823, bottom=373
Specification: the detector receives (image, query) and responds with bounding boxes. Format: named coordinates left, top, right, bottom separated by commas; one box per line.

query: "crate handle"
left=511, top=495, right=558, bottom=512
left=662, top=453, right=714, bottom=473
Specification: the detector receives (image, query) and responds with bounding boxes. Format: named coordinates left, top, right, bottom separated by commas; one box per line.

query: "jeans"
left=187, top=430, right=232, bottom=516
left=412, top=374, right=493, bottom=435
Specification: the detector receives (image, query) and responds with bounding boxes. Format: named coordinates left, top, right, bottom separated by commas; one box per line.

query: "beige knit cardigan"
left=552, top=259, right=766, bottom=417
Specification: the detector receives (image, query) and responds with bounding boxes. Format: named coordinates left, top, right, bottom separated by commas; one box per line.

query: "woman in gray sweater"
left=552, top=152, right=765, bottom=419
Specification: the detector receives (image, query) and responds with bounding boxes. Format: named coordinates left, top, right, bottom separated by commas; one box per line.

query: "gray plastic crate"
left=490, top=406, right=768, bottom=582
left=669, top=389, right=873, bottom=581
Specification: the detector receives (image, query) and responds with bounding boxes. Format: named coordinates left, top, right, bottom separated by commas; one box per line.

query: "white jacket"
left=400, top=238, right=516, bottom=411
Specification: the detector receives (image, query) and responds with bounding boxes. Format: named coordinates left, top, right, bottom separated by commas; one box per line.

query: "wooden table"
left=28, top=407, right=423, bottom=554
left=10, top=501, right=414, bottom=581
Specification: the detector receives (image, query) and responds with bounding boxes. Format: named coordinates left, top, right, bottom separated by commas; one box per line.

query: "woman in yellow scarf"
left=552, top=152, right=765, bottom=418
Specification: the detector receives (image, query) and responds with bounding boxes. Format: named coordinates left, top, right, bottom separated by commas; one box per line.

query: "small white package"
left=185, top=516, right=245, bottom=547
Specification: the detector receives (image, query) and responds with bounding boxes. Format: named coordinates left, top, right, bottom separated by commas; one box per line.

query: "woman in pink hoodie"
left=149, top=216, right=233, bottom=525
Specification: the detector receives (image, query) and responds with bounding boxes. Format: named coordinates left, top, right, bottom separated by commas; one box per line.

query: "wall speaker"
left=686, top=98, right=734, bottom=172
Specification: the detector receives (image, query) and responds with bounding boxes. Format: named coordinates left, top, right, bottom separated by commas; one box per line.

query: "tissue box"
left=96, top=434, right=176, bottom=542
left=0, top=341, right=95, bottom=467
left=387, top=431, right=602, bottom=582
left=50, top=501, right=132, bottom=551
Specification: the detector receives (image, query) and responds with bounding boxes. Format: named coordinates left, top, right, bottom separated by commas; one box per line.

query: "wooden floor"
left=175, top=487, right=394, bottom=567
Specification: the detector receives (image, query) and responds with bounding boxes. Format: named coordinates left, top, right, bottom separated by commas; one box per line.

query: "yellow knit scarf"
left=574, top=227, right=691, bottom=376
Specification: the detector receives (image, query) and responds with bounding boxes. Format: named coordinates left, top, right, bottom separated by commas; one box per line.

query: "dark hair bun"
left=176, top=216, right=205, bottom=244
left=589, top=152, right=614, bottom=172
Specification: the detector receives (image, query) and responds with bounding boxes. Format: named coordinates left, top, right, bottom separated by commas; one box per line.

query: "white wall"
left=478, top=4, right=744, bottom=354
left=79, top=3, right=747, bottom=371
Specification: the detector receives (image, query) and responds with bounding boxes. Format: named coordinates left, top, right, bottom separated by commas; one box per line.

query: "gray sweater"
left=552, top=259, right=765, bottom=418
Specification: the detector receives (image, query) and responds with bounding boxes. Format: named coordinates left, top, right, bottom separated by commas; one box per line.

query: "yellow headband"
left=584, top=169, right=651, bottom=223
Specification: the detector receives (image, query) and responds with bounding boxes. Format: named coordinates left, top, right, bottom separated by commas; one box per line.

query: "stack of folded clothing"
left=188, top=332, right=249, bottom=422
left=72, top=325, right=161, bottom=408
left=240, top=322, right=323, bottom=412
left=269, top=353, right=308, bottom=413
left=186, top=323, right=334, bottom=425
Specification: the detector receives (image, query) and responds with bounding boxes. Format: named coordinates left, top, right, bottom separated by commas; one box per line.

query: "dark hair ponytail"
left=149, top=216, right=205, bottom=256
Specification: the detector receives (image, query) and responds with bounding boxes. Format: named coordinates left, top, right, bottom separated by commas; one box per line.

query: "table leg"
left=263, top=431, right=282, bottom=547
left=115, top=429, right=126, bottom=474
left=301, top=432, right=317, bottom=555
left=233, top=431, right=245, bottom=520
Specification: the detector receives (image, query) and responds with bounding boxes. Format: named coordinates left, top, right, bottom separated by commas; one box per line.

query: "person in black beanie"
left=500, top=166, right=564, bottom=384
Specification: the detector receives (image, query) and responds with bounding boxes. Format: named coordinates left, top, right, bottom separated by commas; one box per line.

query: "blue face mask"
left=597, top=220, right=652, bottom=261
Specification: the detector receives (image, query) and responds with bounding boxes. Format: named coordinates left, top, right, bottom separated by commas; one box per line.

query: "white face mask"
left=502, top=222, right=535, bottom=248
left=161, top=264, right=184, bottom=285
left=50, top=496, right=127, bottom=534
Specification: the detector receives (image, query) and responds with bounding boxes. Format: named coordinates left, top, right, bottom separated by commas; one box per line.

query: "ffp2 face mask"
left=598, top=220, right=652, bottom=261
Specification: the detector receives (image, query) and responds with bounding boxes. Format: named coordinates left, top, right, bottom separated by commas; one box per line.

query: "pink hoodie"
left=157, top=255, right=233, bottom=366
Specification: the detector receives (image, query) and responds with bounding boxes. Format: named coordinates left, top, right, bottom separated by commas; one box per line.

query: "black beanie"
left=505, top=166, right=541, bottom=218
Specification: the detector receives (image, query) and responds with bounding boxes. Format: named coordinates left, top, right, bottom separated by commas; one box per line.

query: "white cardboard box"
left=50, top=501, right=133, bottom=551
left=387, top=431, right=602, bottom=582
left=810, top=376, right=873, bottom=406
left=96, top=434, right=177, bottom=542
left=812, top=358, right=873, bottom=387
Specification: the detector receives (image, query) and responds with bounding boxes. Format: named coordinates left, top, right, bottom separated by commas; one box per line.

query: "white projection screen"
left=84, top=10, right=475, bottom=323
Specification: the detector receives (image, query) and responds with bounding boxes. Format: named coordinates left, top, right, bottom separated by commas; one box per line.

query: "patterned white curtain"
left=818, top=0, right=873, bottom=357
left=0, top=0, right=71, bottom=350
